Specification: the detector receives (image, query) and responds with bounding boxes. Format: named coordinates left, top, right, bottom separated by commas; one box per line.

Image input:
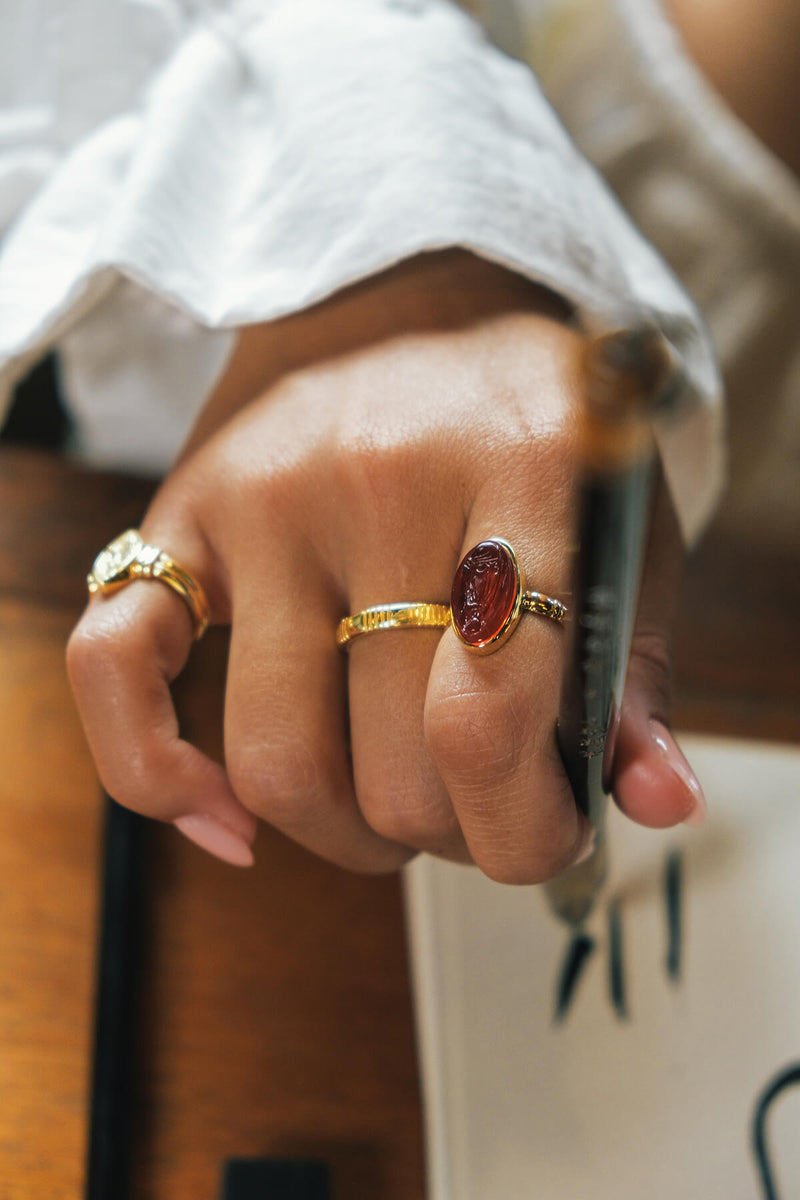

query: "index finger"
left=67, top=579, right=257, bottom=866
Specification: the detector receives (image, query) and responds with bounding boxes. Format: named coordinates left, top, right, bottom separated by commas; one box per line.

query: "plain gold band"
left=336, top=602, right=452, bottom=647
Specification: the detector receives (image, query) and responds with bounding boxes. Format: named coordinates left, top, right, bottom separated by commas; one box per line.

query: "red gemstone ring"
left=336, top=538, right=566, bottom=652
left=450, top=538, right=566, bottom=653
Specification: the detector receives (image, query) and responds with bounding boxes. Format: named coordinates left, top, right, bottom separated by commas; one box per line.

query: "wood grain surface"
left=1, top=445, right=797, bottom=1199
left=0, top=448, right=424, bottom=1200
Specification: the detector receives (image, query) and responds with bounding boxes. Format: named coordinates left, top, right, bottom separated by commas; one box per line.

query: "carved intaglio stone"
left=451, top=539, right=520, bottom=649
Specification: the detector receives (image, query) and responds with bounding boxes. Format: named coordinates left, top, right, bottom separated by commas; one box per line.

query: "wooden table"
left=1, top=445, right=797, bottom=1199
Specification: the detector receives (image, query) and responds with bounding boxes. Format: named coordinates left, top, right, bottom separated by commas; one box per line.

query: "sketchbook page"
left=403, top=736, right=800, bottom=1200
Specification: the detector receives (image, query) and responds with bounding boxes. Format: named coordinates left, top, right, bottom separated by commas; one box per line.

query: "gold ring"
left=336, top=602, right=451, bottom=647
left=337, top=538, right=566, bottom=653
left=87, top=528, right=210, bottom=641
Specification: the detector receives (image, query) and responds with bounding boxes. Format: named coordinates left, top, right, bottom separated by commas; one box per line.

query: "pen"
left=545, top=326, right=680, bottom=927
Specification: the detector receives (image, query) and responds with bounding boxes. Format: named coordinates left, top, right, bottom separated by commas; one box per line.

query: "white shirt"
left=3, top=0, right=779, bottom=546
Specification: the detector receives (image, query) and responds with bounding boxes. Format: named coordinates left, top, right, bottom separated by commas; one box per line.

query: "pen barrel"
left=558, top=463, right=654, bottom=823
left=545, top=328, right=672, bottom=926
left=546, top=463, right=652, bottom=925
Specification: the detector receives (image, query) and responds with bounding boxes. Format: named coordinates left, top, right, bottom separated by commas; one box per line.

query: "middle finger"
left=346, top=532, right=471, bottom=861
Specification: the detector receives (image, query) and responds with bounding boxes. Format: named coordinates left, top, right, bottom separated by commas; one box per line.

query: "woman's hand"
left=66, top=251, right=705, bottom=880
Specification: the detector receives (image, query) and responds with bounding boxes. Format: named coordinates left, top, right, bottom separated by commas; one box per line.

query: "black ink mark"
left=608, top=899, right=628, bottom=1020
left=553, top=932, right=596, bottom=1024
left=664, top=848, right=683, bottom=983
left=752, top=1062, right=800, bottom=1200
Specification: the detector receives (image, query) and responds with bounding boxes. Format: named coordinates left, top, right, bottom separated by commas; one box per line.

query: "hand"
left=67, top=252, right=705, bottom=881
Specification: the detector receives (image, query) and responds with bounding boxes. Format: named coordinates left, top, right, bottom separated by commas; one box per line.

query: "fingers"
left=426, top=636, right=590, bottom=884
left=348, top=624, right=472, bottom=863
left=424, top=512, right=591, bottom=884
left=342, top=486, right=469, bottom=860
left=66, top=288, right=701, bottom=888
left=345, top=548, right=587, bottom=880
left=611, top=473, right=707, bottom=828
left=67, top=569, right=258, bottom=866
left=223, top=530, right=414, bottom=874
left=340, top=366, right=590, bottom=882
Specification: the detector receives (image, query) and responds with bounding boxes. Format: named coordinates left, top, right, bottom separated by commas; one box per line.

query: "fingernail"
left=649, top=720, right=708, bottom=827
left=174, top=813, right=255, bottom=867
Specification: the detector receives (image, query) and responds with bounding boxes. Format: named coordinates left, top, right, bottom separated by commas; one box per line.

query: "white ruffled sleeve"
left=0, top=0, right=721, bottom=539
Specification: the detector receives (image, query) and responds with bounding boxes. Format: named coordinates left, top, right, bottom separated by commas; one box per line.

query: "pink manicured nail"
left=649, top=720, right=708, bottom=827
left=174, top=813, right=255, bottom=867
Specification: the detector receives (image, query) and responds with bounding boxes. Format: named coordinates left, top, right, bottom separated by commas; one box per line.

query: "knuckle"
left=359, top=783, right=457, bottom=850
left=476, top=841, right=572, bottom=886
left=476, top=852, right=542, bottom=887
left=471, top=790, right=581, bottom=886
left=111, top=747, right=166, bottom=813
left=491, top=423, right=575, bottom=524
left=425, top=693, right=580, bottom=882
left=227, top=737, right=325, bottom=823
left=215, top=401, right=321, bottom=522
left=425, top=687, right=525, bottom=787
left=66, top=607, right=138, bottom=692
left=94, top=738, right=166, bottom=815
left=226, top=459, right=300, bottom=526
left=65, top=623, right=94, bottom=691
left=333, top=426, right=420, bottom=522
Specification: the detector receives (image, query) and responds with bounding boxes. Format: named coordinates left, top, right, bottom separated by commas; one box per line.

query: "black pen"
left=545, top=326, right=680, bottom=927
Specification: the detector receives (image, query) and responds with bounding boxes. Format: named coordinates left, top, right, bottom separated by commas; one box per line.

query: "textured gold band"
left=87, top=529, right=210, bottom=641
left=521, top=591, right=567, bottom=624
left=336, top=592, right=566, bottom=649
left=336, top=602, right=451, bottom=648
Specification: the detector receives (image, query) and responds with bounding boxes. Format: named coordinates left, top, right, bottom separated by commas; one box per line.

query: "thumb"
left=610, top=471, right=707, bottom=829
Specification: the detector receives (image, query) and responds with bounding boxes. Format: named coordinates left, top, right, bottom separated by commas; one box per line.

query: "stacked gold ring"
left=87, top=528, right=210, bottom=641
left=337, top=538, right=567, bottom=654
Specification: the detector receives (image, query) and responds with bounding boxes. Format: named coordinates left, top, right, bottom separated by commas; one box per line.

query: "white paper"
left=405, top=736, right=800, bottom=1200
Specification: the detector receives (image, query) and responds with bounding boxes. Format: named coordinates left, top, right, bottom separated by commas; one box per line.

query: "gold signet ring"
left=87, top=528, right=210, bottom=641
left=450, top=538, right=566, bottom=653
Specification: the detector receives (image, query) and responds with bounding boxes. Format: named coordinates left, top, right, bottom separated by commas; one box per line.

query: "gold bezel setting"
left=451, top=536, right=527, bottom=654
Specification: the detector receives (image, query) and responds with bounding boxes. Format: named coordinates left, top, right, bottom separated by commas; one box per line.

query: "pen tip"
left=543, top=840, right=608, bottom=927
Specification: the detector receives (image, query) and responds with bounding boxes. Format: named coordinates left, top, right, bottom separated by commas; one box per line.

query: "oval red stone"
left=451, top=540, right=519, bottom=648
